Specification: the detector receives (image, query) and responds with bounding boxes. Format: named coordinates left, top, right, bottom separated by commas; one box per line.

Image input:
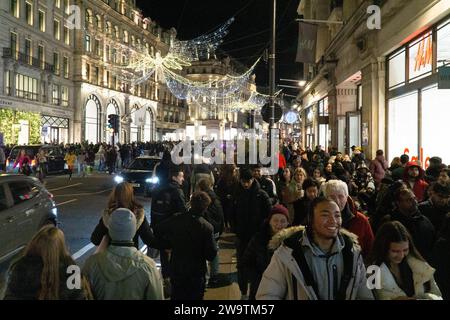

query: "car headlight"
left=114, top=175, right=124, bottom=184
left=146, top=176, right=159, bottom=184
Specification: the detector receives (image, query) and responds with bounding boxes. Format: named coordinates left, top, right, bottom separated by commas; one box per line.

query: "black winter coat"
left=389, top=210, right=436, bottom=262
left=150, top=181, right=187, bottom=227
left=431, top=237, right=450, bottom=300
left=257, top=177, right=277, bottom=205
left=418, top=200, right=450, bottom=233
left=232, top=180, right=272, bottom=242
left=205, top=189, right=224, bottom=235
left=293, top=197, right=311, bottom=226
left=241, top=223, right=274, bottom=300
left=153, top=209, right=217, bottom=279
left=4, top=256, right=88, bottom=300
left=216, top=178, right=238, bottom=224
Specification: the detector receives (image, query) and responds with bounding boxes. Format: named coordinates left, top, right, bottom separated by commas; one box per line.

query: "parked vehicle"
left=0, top=174, right=57, bottom=263
left=6, top=145, right=66, bottom=175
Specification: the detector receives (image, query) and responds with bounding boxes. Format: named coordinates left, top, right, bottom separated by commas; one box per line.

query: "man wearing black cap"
left=419, top=181, right=450, bottom=233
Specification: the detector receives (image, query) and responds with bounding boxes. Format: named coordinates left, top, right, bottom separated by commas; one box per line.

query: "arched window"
left=143, top=108, right=154, bottom=142
left=106, top=21, right=112, bottom=34
left=85, top=94, right=101, bottom=142
left=130, top=105, right=139, bottom=142
left=114, top=26, right=119, bottom=39
left=131, top=35, right=135, bottom=47
left=85, top=9, right=93, bottom=25
left=95, top=15, right=102, bottom=29
left=123, top=30, right=129, bottom=43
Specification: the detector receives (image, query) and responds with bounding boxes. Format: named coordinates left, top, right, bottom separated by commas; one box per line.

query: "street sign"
left=438, top=66, right=450, bottom=89
left=284, top=111, right=298, bottom=124
left=261, top=103, right=282, bottom=124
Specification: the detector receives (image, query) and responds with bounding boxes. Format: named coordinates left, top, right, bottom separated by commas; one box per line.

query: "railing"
left=16, top=89, right=39, bottom=101
left=2, top=48, right=54, bottom=72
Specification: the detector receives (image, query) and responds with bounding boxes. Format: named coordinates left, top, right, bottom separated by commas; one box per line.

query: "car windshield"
left=42, top=147, right=63, bottom=157
left=127, top=158, right=159, bottom=170
left=9, top=147, right=40, bottom=159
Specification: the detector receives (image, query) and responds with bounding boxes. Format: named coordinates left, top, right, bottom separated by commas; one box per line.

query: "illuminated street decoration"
left=170, top=17, right=235, bottom=62
left=108, top=17, right=261, bottom=100
left=164, top=58, right=261, bottom=99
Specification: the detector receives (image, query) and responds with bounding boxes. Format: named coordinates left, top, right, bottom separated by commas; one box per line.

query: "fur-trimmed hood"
left=102, top=207, right=145, bottom=230
left=268, top=225, right=360, bottom=252
left=268, top=226, right=305, bottom=251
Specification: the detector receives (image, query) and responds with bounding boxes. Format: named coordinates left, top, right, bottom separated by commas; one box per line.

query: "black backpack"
left=204, top=193, right=224, bottom=235
left=151, top=186, right=173, bottom=227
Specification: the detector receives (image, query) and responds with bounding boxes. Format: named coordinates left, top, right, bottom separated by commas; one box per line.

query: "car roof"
left=12, top=144, right=61, bottom=148
left=0, top=174, right=41, bottom=184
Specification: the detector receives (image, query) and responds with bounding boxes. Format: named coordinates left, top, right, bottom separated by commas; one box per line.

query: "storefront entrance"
left=41, top=115, right=69, bottom=144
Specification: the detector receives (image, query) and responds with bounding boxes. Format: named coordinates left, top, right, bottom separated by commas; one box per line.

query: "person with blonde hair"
left=5, top=225, right=92, bottom=300
left=282, top=167, right=307, bottom=223
left=90, top=182, right=154, bottom=249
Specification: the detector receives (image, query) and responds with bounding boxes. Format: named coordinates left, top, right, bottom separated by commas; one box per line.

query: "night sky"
left=136, top=0, right=302, bottom=95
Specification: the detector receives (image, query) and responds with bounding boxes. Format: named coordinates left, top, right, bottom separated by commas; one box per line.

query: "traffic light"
left=108, top=114, right=120, bottom=133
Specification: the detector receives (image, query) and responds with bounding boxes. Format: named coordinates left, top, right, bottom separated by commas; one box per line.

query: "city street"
left=0, top=172, right=151, bottom=296
left=0, top=172, right=240, bottom=300
left=1, top=0, right=449, bottom=304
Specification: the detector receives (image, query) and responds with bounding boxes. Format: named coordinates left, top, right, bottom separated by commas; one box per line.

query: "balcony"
left=3, top=48, right=54, bottom=73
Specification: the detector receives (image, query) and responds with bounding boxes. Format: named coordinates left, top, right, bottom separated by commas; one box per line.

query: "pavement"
left=204, top=233, right=241, bottom=300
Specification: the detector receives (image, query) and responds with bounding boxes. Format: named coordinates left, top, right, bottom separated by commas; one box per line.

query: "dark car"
left=6, top=145, right=66, bottom=175
left=0, top=174, right=57, bottom=263
left=114, top=156, right=161, bottom=196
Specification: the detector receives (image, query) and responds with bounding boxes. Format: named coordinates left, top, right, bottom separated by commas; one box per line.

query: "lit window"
left=11, top=0, right=19, bottom=18
left=39, top=10, right=46, bottom=32
left=54, top=19, right=61, bottom=40
left=25, top=2, right=33, bottom=25
left=64, top=26, right=70, bottom=45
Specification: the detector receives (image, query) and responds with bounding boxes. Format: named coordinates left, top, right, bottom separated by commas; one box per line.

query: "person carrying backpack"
left=256, top=197, right=374, bottom=300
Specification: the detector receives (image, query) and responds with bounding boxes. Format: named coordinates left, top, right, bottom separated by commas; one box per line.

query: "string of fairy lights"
left=83, top=15, right=274, bottom=112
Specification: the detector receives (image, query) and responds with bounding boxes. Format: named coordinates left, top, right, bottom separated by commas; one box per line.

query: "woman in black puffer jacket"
left=241, top=205, right=289, bottom=300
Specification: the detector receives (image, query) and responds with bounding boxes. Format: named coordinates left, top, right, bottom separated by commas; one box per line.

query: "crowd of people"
left=1, top=140, right=449, bottom=301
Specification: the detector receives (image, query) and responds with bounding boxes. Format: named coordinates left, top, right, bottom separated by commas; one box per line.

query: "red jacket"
left=346, top=197, right=375, bottom=259
left=278, top=153, right=286, bottom=169
left=402, top=162, right=429, bottom=202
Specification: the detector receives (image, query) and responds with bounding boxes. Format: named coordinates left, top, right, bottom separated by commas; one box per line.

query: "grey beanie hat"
left=108, top=208, right=137, bottom=242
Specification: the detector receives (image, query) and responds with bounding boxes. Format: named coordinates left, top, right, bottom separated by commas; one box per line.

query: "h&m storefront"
left=387, top=16, right=450, bottom=166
